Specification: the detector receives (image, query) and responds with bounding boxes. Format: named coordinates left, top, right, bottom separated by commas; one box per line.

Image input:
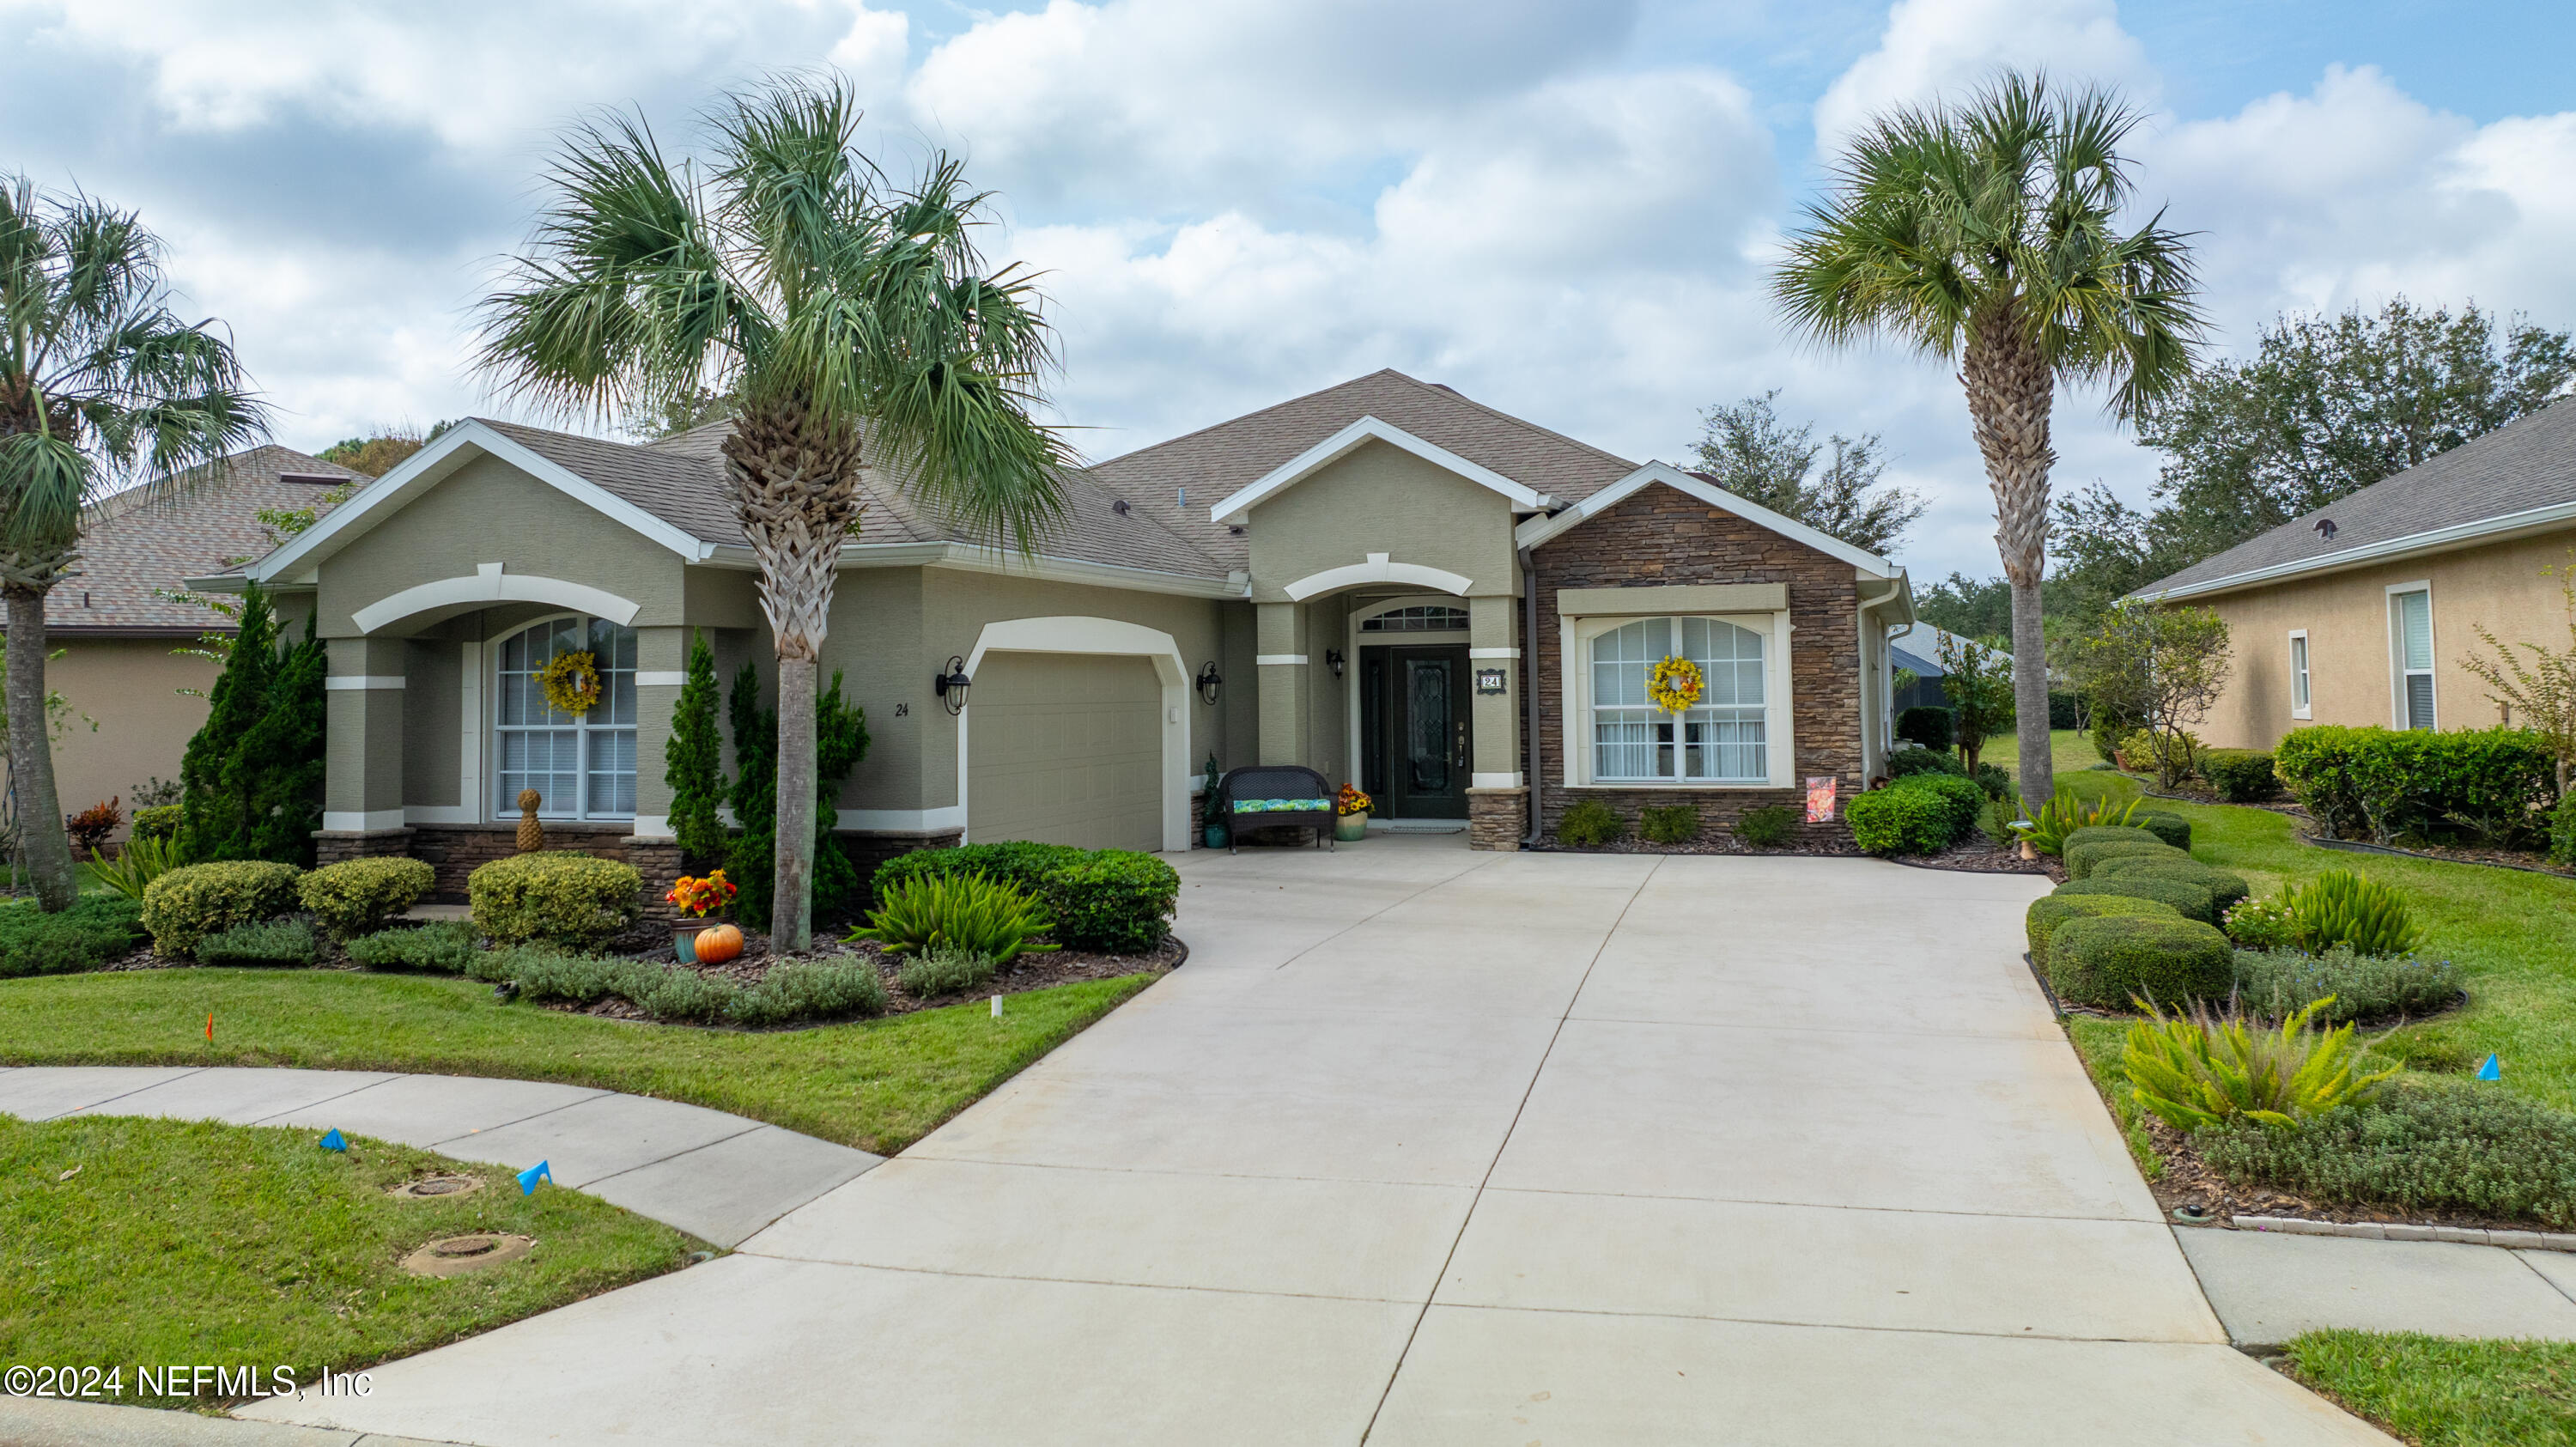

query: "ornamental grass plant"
left=2122, top=998, right=2394, bottom=1131
left=850, top=872, right=1052, bottom=964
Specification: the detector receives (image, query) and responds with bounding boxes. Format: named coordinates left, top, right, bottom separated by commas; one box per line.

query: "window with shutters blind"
left=2389, top=588, right=2434, bottom=731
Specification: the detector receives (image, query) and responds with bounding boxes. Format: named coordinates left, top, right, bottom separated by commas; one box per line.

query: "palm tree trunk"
left=772, top=654, right=818, bottom=951
left=4, top=584, right=79, bottom=910
left=1962, top=305, right=2059, bottom=810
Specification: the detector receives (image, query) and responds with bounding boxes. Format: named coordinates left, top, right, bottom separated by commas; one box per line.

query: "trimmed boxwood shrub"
left=2045, top=913, right=2233, bottom=1011
left=2063, top=836, right=2187, bottom=879
left=2052, top=873, right=2220, bottom=925
left=1886, top=748, right=1963, bottom=780
left=2025, top=892, right=2181, bottom=969
left=468, top=852, right=642, bottom=949
left=2130, top=812, right=2191, bottom=851
left=871, top=841, right=1178, bottom=953
left=1848, top=772, right=1983, bottom=856
left=2092, top=855, right=2251, bottom=916
left=142, top=860, right=302, bottom=957
left=1556, top=799, right=1625, bottom=847
left=0, top=896, right=146, bottom=977
left=2196, top=1084, right=2576, bottom=1227
left=2273, top=724, right=2559, bottom=846
left=1895, top=706, right=1953, bottom=750
left=196, top=918, right=319, bottom=967
left=297, top=857, right=436, bottom=939
left=2201, top=749, right=2281, bottom=803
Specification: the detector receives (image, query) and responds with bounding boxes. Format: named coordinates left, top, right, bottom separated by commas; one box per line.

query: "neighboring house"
left=194, top=368, right=1913, bottom=906
left=5, top=446, right=366, bottom=838
left=2135, top=398, right=2576, bottom=750
left=1884, top=621, right=1983, bottom=714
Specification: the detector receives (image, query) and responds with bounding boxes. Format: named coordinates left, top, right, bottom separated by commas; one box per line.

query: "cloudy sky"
left=6, top=0, right=2569, bottom=581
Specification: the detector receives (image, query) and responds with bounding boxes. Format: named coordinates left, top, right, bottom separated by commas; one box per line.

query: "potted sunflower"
left=1334, top=782, right=1372, bottom=842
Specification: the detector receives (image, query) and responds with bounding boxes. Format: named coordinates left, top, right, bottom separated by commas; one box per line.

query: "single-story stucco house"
left=196, top=368, right=1915, bottom=904
left=2136, top=398, right=2576, bottom=749
left=2, top=446, right=366, bottom=840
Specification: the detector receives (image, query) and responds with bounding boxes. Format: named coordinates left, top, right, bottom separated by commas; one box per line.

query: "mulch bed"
left=562, top=927, right=1186, bottom=1021
left=2298, top=832, right=2576, bottom=879
left=1886, top=835, right=2061, bottom=878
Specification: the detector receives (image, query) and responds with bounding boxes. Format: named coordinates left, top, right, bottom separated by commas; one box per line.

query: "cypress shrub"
left=2025, top=892, right=2180, bottom=969
left=236, top=615, right=325, bottom=866
left=2052, top=873, right=2220, bottom=925
left=726, top=662, right=871, bottom=931
left=2045, top=914, right=2233, bottom=1011
left=664, top=629, right=728, bottom=866
left=177, top=582, right=276, bottom=861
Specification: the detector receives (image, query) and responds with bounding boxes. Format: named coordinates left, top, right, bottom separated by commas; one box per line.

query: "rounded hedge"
left=2201, top=749, right=2281, bottom=803
left=2025, top=892, right=2182, bottom=968
left=298, top=856, right=436, bottom=939
left=2063, top=824, right=2161, bottom=854
left=1886, top=748, right=1964, bottom=780
left=468, top=851, right=641, bottom=948
left=2131, top=812, right=2192, bottom=851
left=1848, top=773, right=1982, bottom=856
left=2052, top=873, right=2219, bottom=925
left=2045, top=914, right=2234, bottom=1011
left=141, top=860, right=302, bottom=957
left=871, top=841, right=1177, bottom=954
left=2064, top=837, right=2188, bottom=879
left=2092, top=855, right=2251, bottom=916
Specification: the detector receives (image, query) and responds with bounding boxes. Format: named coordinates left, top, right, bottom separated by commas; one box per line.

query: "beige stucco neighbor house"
left=3, top=446, right=366, bottom=840
left=197, top=369, right=1915, bottom=904
left=2136, top=399, right=2576, bottom=750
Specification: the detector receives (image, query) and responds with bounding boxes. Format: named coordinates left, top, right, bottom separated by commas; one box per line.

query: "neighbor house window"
left=1589, top=617, right=1766, bottom=782
left=2390, top=587, right=2434, bottom=731
left=2288, top=630, right=2311, bottom=720
left=495, top=615, right=638, bottom=818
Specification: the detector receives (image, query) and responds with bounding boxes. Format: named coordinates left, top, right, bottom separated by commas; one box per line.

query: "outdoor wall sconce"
left=934, top=656, right=972, bottom=714
left=1195, top=661, right=1223, bottom=705
left=1326, top=648, right=1346, bottom=678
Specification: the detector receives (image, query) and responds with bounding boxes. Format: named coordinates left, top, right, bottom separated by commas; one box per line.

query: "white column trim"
left=1255, top=654, right=1309, bottom=666
left=628, top=813, right=675, bottom=840
left=1470, top=771, right=1525, bottom=788
left=459, top=638, right=485, bottom=824
left=960, top=616, right=1192, bottom=852
left=322, top=809, right=407, bottom=832
left=635, top=671, right=688, bottom=687
left=325, top=676, right=406, bottom=690
left=1467, top=648, right=1521, bottom=660
left=838, top=806, right=968, bottom=832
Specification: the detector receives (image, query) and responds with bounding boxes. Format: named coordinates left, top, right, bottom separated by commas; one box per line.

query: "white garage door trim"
left=961, top=616, right=1192, bottom=851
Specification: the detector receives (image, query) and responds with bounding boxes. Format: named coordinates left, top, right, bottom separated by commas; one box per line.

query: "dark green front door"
left=1377, top=644, right=1469, bottom=819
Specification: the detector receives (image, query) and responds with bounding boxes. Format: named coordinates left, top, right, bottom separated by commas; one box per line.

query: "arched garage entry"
left=959, top=617, right=1191, bottom=852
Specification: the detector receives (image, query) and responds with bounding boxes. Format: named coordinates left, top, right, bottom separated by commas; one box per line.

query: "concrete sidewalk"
left=0, top=1065, right=879, bottom=1248
left=214, top=836, right=2393, bottom=1445
left=2178, top=1225, right=2576, bottom=1347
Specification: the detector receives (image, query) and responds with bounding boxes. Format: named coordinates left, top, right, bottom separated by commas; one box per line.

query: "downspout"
left=1520, top=544, right=1544, bottom=847
left=1856, top=577, right=1905, bottom=781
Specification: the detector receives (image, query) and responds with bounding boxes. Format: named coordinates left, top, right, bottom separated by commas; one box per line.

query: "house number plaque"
left=1473, top=667, right=1508, bottom=696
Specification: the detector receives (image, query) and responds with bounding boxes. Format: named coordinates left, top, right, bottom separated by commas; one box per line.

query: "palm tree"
left=1774, top=72, right=2203, bottom=807
left=480, top=76, right=1072, bottom=951
left=0, top=177, right=268, bottom=909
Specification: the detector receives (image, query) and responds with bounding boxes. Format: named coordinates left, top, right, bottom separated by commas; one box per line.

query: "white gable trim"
left=1516, top=463, right=1901, bottom=580
left=1207, top=416, right=1545, bottom=525
left=1281, top=552, right=1473, bottom=600
left=350, top=563, right=642, bottom=635
left=247, top=419, right=715, bottom=584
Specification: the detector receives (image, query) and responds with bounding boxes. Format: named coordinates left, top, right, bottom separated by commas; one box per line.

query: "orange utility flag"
left=205, top=1012, right=214, bottom=1043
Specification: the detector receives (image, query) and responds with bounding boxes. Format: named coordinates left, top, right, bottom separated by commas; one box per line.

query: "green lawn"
left=1978, top=727, right=2105, bottom=777
left=1, top=1114, right=689, bottom=1407
left=2284, top=1330, right=2576, bottom=1447
left=0, top=969, right=1155, bottom=1155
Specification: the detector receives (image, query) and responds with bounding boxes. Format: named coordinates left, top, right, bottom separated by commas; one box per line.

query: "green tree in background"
left=1911, top=572, right=2018, bottom=640
left=1777, top=72, right=2204, bottom=811
left=2056, top=299, right=2576, bottom=614
left=0, top=175, right=269, bottom=909
left=1936, top=633, right=2014, bottom=775
left=665, top=631, right=727, bottom=866
left=1692, top=391, right=1926, bottom=556
left=178, top=582, right=276, bottom=860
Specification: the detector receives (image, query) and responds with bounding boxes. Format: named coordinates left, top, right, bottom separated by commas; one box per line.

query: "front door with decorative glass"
left=1363, top=643, right=1471, bottom=819
left=495, top=615, right=638, bottom=819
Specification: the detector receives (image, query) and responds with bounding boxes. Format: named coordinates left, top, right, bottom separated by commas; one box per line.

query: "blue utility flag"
left=2474, top=1054, right=2501, bottom=1081
left=318, top=1129, right=348, bottom=1152
left=517, top=1160, right=553, bottom=1195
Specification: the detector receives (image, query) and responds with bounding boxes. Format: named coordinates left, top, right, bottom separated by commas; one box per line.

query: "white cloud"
left=1813, top=0, right=2154, bottom=148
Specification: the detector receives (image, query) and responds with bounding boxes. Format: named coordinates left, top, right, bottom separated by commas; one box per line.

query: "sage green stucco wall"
left=312, top=453, right=688, bottom=639
left=401, top=638, right=460, bottom=808
left=1244, top=441, right=1521, bottom=603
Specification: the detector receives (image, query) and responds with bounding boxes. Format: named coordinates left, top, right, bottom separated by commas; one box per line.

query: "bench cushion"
left=1234, top=798, right=1331, bottom=813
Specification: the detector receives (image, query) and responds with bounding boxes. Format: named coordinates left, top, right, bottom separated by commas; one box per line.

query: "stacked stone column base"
left=1464, top=787, right=1527, bottom=851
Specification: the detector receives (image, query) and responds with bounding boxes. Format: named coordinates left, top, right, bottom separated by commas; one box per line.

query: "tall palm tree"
left=480, top=76, right=1072, bottom=951
left=1775, top=72, right=2203, bottom=807
left=0, top=177, right=267, bottom=909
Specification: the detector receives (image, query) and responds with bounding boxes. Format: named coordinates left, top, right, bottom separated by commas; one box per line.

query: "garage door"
left=967, top=652, right=1164, bottom=850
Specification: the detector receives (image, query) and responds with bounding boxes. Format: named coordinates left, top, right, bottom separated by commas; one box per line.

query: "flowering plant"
left=1647, top=655, right=1704, bottom=714
left=1334, top=782, right=1372, bottom=817
left=665, top=869, right=738, bottom=919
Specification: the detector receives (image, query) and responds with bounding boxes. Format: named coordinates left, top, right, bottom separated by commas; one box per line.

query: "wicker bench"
left=1212, top=764, right=1336, bottom=852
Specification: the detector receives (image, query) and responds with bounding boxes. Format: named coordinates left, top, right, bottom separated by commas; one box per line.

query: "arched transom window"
left=1590, top=616, right=1766, bottom=782
left=1360, top=605, right=1468, bottom=633
left=495, top=616, right=637, bottom=818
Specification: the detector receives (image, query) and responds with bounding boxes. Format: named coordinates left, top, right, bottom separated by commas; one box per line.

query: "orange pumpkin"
left=693, top=921, right=744, bottom=964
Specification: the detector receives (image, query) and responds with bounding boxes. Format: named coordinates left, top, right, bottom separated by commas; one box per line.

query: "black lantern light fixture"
left=1325, top=648, right=1346, bottom=678
left=1194, top=660, right=1223, bottom=705
left=934, top=656, right=972, bottom=714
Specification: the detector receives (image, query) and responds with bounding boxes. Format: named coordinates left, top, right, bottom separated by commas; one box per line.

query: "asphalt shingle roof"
left=2137, top=398, right=2576, bottom=598
left=38, top=446, right=368, bottom=633
left=1080, top=368, right=1640, bottom=570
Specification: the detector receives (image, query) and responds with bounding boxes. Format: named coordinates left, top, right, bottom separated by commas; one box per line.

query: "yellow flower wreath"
left=538, top=649, right=603, bottom=715
left=1647, top=655, right=1704, bottom=714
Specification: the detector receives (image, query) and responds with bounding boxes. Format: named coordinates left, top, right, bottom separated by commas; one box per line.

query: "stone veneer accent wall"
left=1529, top=486, right=1863, bottom=850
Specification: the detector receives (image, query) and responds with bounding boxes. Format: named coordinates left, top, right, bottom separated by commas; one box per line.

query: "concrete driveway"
left=242, top=838, right=2389, bottom=1446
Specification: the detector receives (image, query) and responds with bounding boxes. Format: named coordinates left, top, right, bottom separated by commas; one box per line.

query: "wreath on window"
left=538, top=650, right=603, bottom=715
left=1647, top=655, right=1704, bottom=714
